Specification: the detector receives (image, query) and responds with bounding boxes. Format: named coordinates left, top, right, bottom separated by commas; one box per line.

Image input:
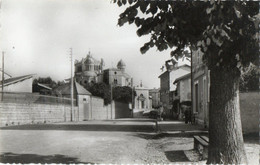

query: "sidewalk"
left=0, top=119, right=207, bottom=134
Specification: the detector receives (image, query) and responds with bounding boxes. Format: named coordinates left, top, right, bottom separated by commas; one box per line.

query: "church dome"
left=85, top=55, right=94, bottom=64
left=83, top=71, right=97, bottom=77
left=117, top=59, right=126, bottom=69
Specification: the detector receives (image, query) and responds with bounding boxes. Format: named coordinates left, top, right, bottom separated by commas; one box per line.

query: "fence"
left=0, top=92, right=76, bottom=105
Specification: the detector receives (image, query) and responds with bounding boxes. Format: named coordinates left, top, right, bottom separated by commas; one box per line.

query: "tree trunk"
left=206, top=66, right=247, bottom=164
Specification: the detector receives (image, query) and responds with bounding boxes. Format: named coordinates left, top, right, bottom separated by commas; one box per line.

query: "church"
left=74, top=52, right=132, bottom=87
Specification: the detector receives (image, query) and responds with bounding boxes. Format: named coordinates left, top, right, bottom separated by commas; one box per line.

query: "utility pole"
left=1, top=52, right=4, bottom=101
left=131, top=78, right=134, bottom=118
left=190, top=46, right=194, bottom=123
left=70, top=48, right=74, bottom=122
left=111, top=83, right=113, bottom=119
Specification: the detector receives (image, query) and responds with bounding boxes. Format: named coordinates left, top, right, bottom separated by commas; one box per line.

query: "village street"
left=0, top=119, right=258, bottom=164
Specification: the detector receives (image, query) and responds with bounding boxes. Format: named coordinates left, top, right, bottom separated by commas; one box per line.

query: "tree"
left=115, top=1, right=259, bottom=164
left=85, top=82, right=111, bottom=105
left=32, top=77, right=58, bottom=94
left=239, top=64, right=259, bottom=92
left=113, top=86, right=136, bottom=103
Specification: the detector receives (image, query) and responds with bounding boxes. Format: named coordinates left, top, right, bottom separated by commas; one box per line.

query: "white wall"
left=169, top=67, right=190, bottom=91
left=1, top=78, right=33, bottom=93
left=134, top=87, right=151, bottom=110
left=180, top=78, right=191, bottom=102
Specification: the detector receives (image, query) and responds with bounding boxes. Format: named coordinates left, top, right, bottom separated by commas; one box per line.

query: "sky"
left=0, top=0, right=174, bottom=88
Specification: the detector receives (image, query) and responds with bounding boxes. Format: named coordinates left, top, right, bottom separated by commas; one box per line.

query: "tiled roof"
left=0, top=74, right=33, bottom=86
left=53, top=81, right=91, bottom=96
left=75, top=81, right=91, bottom=95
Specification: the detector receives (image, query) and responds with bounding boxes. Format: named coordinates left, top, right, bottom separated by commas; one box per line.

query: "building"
left=192, top=48, right=259, bottom=133
left=103, top=60, right=132, bottom=87
left=0, top=74, right=34, bottom=93
left=133, top=83, right=152, bottom=117
left=173, top=72, right=191, bottom=119
left=33, top=83, right=52, bottom=95
left=159, top=57, right=190, bottom=119
left=191, top=48, right=210, bottom=127
left=74, top=51, right=104, bottom=86
left=149, top=88, right=160, bottom=108
left=75, top=52, right=132, bottom=87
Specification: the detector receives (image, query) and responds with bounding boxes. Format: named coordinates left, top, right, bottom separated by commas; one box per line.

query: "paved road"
left=0, top=119, right=258, bottom=164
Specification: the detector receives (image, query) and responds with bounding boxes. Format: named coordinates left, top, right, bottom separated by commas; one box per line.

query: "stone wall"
left=240, top=91, right=259, bottom=134
left=0, top=96, right=132, bottom=127
left=90, top=96, right=113, bottom=120
left=0, top=103, right=78, bottom=127
left=85, top=96, right=132, bottom=120
left=194, top=91, right=259, bottom=134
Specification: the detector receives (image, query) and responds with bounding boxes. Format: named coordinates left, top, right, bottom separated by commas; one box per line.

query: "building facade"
left=0, top=75, right=34, bottom=93
left=149, top=88, right=160, bottom=108
left=132, top=84, right=152, bottom=117
left=103, top=60, right=131, bottom=87
left=74, top=52, right=104, bottom=86
left=173, top=72, right=191, bottom=119
left=192, top=48, right=210, bottom=127
left=75, top=53, right=131, bottom=87
left=158, top=57, right=190, bottom=119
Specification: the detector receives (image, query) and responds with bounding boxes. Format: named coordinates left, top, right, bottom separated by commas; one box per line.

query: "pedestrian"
left=188, top=107, right=192, bottom=123
left=184, top=106, right=189, bottom=124
left=159, top=104, right=164, bottom=121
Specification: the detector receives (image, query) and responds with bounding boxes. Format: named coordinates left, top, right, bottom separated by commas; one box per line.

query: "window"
left=78, top=66, right=82, bottom=72
left=195, top=82, right=199, bottom=113
left=114, top=79, right=117, bottom=85
left=141, top=101, right=145, bottom=109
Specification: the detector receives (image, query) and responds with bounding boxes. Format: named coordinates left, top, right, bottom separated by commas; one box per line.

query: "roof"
left=149, top=88, right=160, bottom=93
left=53, top=83, right=71, bottom=95
left=54, top=81, right=91, bottom=96
left=104, top=68, right=121, bottom=72
left=177, top=64, right=191, bottom=69
left=158, top=71, right=169, bottom=78
left=117, top=59, right=126, bottom=67
left=75, top=81, right=91, bottom=95
left=173, top=73, right=191, bottom=84
left=0, top=74, right=34, bottom=87
left=37, top=83, right=52, bottom=90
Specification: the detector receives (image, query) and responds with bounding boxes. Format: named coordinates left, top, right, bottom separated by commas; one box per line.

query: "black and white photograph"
left=0, top=0, right=259, bottom=164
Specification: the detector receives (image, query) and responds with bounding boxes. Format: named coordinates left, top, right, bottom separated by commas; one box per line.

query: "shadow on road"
left=132, top=132, right=209, bottom=140
left=0, top=152, right=92, bottom=164
left=165, top=150, right=190, bottom=162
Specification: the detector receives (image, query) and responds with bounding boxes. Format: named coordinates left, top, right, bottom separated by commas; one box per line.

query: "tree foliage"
left=85, top=82, right=135, bottom=105
left=113, top=86, right=136, bottom=103
left=116, top=1, right=259, bottom=73
left=239, top=64, right=259, bottom=92
left=32, top=77, right=58, bottom=94
left=85, top=82, right=111, bottom=105
left=115, top=1, right=259, bottom=164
